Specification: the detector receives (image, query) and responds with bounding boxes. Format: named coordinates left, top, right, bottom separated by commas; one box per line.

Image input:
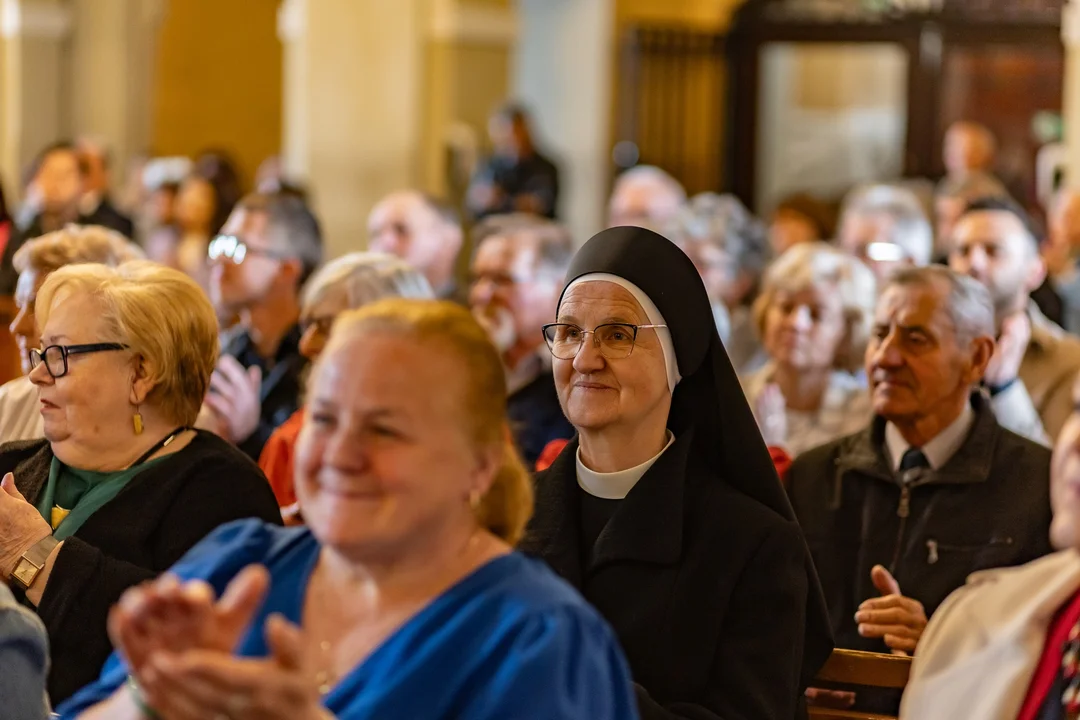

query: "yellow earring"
left=468, top=488, right=482, bottom=511
left=133, top=407, right=144, bottom=435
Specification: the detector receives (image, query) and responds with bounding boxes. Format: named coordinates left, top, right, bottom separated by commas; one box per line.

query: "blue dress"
left=57, top=520, right=639, bottom=720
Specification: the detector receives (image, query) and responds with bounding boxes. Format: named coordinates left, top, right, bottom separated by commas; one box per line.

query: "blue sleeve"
left=0, top=584, right=51, bottom=720
left=54, top=519, right=279, bottom=718
left=458, top=608, right=640, bottom=720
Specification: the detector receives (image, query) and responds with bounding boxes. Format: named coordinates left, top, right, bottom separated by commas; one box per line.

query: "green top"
left=35, top=455, right=168, bottom=540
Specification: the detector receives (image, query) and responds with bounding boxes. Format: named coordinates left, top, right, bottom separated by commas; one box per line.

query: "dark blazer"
left=80, top=197, right=135, bottom=239
left=521, top=429, right=813, bottom=719
left=506, top=372, right=573, bottom=469
left=0, top=431, right=282, bottom=703
left=787, top=393, right=1053, bottom=655
left=222, top=325, right=308, bottom=461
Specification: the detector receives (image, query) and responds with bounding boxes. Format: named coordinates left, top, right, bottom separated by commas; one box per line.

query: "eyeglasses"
left=208, top=235, right=290, bottom=265
left=542, top=323, right=667, bottom=360
left=299, top=315, right=336, bottom=338
left=30, top=343, right=129, bottom=379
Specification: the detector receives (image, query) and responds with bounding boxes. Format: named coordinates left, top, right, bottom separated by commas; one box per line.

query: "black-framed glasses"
left=208, top=235, right=290, bottom=265
left=542, top=323, right=667, bottom=360
left=29, top=343, right=129, bottom=379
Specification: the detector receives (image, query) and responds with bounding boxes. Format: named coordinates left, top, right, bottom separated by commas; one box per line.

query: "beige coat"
left=1021, top=304, right=1080, bottom=440
left=900, top=550, right=1080, bottom=720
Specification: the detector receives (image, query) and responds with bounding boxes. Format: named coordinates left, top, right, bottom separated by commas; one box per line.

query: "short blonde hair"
left=35, top=261, right=219, bottom=425
left=13, top=224, right=144, bottom=275
left=753, top=242, right=877, bottom=372
left=327, top=299, right=534, bottom=545
left=302, top=252, right=433, bottom=310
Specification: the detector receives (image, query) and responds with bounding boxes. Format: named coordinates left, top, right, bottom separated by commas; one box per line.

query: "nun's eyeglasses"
left=542, top=323, right=667, bottom=360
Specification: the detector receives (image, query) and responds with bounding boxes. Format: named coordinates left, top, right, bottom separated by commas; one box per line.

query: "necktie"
left=1064, top=623, right=1080, bottom=715
left=899, top=448, right=930, bottom=473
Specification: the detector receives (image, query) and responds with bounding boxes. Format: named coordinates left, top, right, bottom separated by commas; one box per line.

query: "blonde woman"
left=743, top=242, right=877, bottom=457
left=61, top=300, right=636, bottom=720
left=0, top=261, right=281, bottom=703
left=0, top=224, right=144, bottom=442
left=259, top=252, right=433, bottom=519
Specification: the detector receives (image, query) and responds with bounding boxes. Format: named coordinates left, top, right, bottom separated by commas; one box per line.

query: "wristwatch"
left=9, top=535, right=60, bottom=591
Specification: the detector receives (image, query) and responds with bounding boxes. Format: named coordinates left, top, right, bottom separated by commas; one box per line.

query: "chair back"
left=807, top=648, right=912, bottom=720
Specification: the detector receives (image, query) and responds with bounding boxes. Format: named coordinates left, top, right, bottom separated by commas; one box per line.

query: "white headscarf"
left=562, top=273, right=682, bottom=393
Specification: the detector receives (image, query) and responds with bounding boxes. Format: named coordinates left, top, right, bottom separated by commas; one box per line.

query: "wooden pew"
left=808, top=649, right=912, bottom=720
left=0, top=295, right=23, bottom=387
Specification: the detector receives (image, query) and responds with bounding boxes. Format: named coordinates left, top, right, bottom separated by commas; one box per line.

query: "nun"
left=521, top=226, right=833, bottom=719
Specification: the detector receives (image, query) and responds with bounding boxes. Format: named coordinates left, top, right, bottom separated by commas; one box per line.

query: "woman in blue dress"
left=59, top=299, right=637, bottom=720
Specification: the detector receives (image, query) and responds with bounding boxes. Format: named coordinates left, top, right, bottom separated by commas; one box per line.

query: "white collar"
left=576, top=431, right=675, bottom=500
left=885, top=401, right=975, bottom=472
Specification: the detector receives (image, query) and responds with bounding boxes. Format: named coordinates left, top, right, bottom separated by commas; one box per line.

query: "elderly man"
left=200, top=191, right=323, bottom=460
left=789, top=267, right=1052, bottom=672
left=949, top=197, right=1080, bottom=440
left=607, top=165, right=686, bottom=229
left=901, top=375, right=1080, bottom=719
left=837, top=184, right=934, bottom=285
left=469, top=214, right=574, bottom=466
left=367, top=190, right=466, bottom=304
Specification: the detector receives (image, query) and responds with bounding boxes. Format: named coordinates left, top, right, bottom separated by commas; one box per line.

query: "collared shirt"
left=576, top=431, right=676, bottom=500
left=885, top=401, right=975, bottom=472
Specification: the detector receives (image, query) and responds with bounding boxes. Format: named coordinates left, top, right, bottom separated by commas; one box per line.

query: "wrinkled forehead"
left=557, top=280, right=647, bottom=324
left=876, top=281, right=950, bottom=328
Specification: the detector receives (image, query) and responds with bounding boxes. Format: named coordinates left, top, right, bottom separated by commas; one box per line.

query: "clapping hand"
left=854, top=565, right=928, bottom=655
left=139, top=614, right=332, bottom=720
left=755, top=383, right=788, bottom=448
left=0, top=473, right=52, bottom=580
left=202, top=356, right=262, bottom=444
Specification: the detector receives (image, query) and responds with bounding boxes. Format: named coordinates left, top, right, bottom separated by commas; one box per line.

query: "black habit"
left=520, top=226, right=833, bottom=719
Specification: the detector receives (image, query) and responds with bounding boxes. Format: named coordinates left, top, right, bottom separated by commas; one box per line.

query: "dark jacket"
left=470, top=151, right=560, bottom=220
left=0, top=431, right=282, bottom=702
left=506, top=372, right=573, bottom=468
left=80, top=197, right=135, bottom=239
left=788, top=393, right=1053, bottom=654
left=222, top=325, right=307, bottom=461
left=521, top=429, right=814, bottom=719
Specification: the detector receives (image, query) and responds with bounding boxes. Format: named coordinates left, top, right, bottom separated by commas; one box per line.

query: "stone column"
left=0, top=0, right=73, bottom=201
left=513, top=0, right=614, bottom=244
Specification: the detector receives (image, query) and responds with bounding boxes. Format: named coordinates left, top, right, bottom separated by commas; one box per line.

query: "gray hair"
left=611, top=165, right=687, bottom=204
left=472, top=213, right=573, bottom=282
left=13, top=224, right=144, bottom=275
left=302, top=252, right=434, bottom=310
left=841, top=184, right=934, bottom=266
left=236, top=191, right=324, bottom=285
left=670, top=192, right=770, bottom=281
left=885, top=265, right=995, bottom=346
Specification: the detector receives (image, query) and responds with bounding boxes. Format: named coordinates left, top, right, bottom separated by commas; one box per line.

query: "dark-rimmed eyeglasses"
left=30, top=343, right=129, bottom=379
left=542, top=323, right=667, bottom=360
left=208, top=235, right=291, bottom=265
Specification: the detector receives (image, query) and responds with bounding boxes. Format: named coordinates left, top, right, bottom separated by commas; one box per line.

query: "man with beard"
left=949, top=197, right=1080, bottom=440
left=197, top=191, right=323, bottom=460
left=788, top=266, right=1052, bottom=712
left=469, top=214, right=574, bottom=466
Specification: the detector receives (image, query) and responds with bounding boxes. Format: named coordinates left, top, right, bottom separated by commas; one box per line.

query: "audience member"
left=768, top=192, right=834, bottom=256
left=788, top=267, right=1051, bottom=665
left=933, top=171, right=1008, bottom=258
left=200, top=191, right=323, bottom=460
left=0, top=261, right=281, bottom=702
left=75, top=138, right=135, bottom=238
left=367, top=190, right=466, bottom=303
left=941, top=121, right=999, bottom=185
left=61, top=300, right=637, bottom=720
left=743, top=243, right=876, bottom=457
left=0, top=225, right=144, bottom=442
left=949, top=197, right=1080, bottom=440
left=838, top=184, right=934, bottom=284
left=670, top=192, right=770, bottom=372
left=607, top=165, right=686, bottom=229
left=260, top=252, right=433, bottom=520
left=467, top=103, right=560, bottom=220
left=900, top=373, right=1080, bottom=720
left=469, top=214, right=575, bottom=467
left=0, top=582, right=50, bottom=720
left=1041, top=188, right=1080, bottom=334
left=523, top=226, right=833, bottom=718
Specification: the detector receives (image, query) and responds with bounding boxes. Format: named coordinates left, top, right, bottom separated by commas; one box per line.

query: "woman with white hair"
left=743, top=242, right=877, bottom=457
left=259, top=252, right=433, bottom=520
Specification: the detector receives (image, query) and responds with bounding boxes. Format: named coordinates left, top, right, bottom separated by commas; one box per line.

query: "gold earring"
left=468, top=488, right=481, bottom=511
left=133, top=406, right=144, bottom=435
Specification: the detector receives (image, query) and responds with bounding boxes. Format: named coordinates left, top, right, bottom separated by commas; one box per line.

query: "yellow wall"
left=152, top=1, right=282, bottom=191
